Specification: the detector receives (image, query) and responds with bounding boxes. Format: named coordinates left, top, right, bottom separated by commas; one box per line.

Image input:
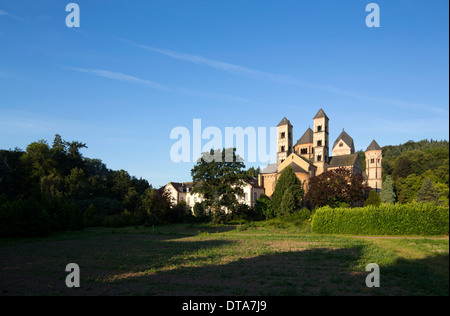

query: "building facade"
left=258, top=108, right=382, bottom=197
left=163, top=179, right=265, bottom=213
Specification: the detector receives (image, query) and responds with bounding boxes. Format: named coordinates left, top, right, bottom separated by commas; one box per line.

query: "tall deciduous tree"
left=191, top=148, right=249, bottom=215
left=21, top=140, right=54, bottom=179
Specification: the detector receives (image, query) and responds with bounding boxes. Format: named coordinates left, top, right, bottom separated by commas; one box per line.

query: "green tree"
left=381, top=175, right=396, bottom=204
left=191, top=148, right=249, bottom=217
left=393, top=156, right=413, bottom=179
left=365, top=190, right=381, bottom=207
left=0, top=153, right=13, bottom=196
left=193, top=202, right=206, bottom=217
left=254, top=194, right=273, bottom=220
left=416, top=178, right=440, bottom=205
left=271, top=167, right=303, bottom=216
left=84, top=204, right=100, bottom=227
left=279, top=187, right=297, bottom=216
left=111, top=169, right=132, bottom=201
left=21, top=140, right=54, bottom=179
left=66, top=167, right=89, bottom=199
left=40, top=173, right=64, bottom=200
left=170, top=200, right=190, bottom=223
left=395, top=174, right=422, bottom=204
left=123, top=187, right=141, bottom=213
left=140, top=188, right=173, bottom=224
left=246, top=166, right=261, bottom=177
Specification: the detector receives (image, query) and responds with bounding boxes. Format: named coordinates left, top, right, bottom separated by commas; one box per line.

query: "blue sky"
left=0, top=0, right=448, bottom=187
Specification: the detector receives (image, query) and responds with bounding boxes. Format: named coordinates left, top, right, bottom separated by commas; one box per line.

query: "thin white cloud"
left=124, top=40, right=311, bottom=86
left=0, top=9, right=24, bottom=21
left=68, top=67, right=255, bottom=104
left=70, top=68, right=170, bottom=91
left=124, top=40, right=447, bottom=114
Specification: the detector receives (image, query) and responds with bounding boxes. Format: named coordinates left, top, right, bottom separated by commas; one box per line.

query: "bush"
left=169, top=201, right=191, bottom=223
left=254, top=194, right=273, bottom=220
left=311, top=202, right=449, bottom=236
left=294, top=208, right=312, bottom=222
left=193, top=202, right=205, bottom=217
left=103, top=214, right=128, bottom=228
left=75, top=197, right=123, bottom=217
left=261, top=209, right=312, bottom=231
left=0, top=198, right=51, bottom=237
left=66, top=202, right=84, bottom=231
left=84, top=204, right=101, bottom=227
left=365, top=190, right=381, bottom=207
left=232, top=203, right=263, bottom=221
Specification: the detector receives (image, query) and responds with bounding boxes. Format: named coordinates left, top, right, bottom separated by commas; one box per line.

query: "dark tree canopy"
left=304, top=168, right=370, bottom=208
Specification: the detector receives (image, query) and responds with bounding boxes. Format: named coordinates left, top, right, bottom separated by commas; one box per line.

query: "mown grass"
left=0, top=223, right=447, bottom=296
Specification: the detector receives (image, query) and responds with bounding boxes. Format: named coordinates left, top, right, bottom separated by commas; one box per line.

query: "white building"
left=163, top=178, right=265, bottom=214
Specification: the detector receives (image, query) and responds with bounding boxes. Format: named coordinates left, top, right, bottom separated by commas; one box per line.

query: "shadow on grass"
left=106, top=246, right=449, bottom=296
left=0, top=227, right=448, bottom=296
left=381, top=253, right=449, bottom=296
left=0, top=228, right=237, bottom=296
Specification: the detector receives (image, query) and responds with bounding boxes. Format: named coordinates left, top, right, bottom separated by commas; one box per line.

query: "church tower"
left=365, top=140, right=383, bottom=192
left=313, top=108, right=329, bottom=175
left=277, top=117, right=293, bottom=166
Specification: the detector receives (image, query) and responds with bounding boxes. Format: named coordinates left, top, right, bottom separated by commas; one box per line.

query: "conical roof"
left=277, top=117, right=293, bottom=127
left=313, top=108, right=329, bottom=120
left=295, top=128, right=313, bottom=146
left=366, top=139, right=382, bottom=151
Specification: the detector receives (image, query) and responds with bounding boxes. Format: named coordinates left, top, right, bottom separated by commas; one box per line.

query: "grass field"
left=0, top=223, right=448, bottom=296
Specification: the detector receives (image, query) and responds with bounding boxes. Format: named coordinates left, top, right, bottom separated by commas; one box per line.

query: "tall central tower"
left=313, top=108, right=329, bottom=175
left=277, top=117, right=293, bottom=166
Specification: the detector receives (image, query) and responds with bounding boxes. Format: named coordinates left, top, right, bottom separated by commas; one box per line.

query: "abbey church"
left=258, top=108, right=383, bottom=197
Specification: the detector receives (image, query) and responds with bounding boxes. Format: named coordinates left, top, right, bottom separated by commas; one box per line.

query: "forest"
left=0, top=135, right=191, bottom=237
left=0, top=135, right=448, bottom=237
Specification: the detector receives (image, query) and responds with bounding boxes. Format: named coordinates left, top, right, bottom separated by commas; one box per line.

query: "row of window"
left=182, top=192, right=259, bottom=204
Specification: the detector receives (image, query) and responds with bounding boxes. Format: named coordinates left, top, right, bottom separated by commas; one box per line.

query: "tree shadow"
left=1, top=228, right=447, bottom=296
left=380, top=253, right=449, bottom=296
left=0, top=228, right=237, bottom=296
left=106, top=246, right=448, bottom=296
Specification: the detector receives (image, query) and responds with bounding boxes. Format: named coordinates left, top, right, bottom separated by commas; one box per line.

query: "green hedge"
left=311, top=203, right=449, bottom=236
